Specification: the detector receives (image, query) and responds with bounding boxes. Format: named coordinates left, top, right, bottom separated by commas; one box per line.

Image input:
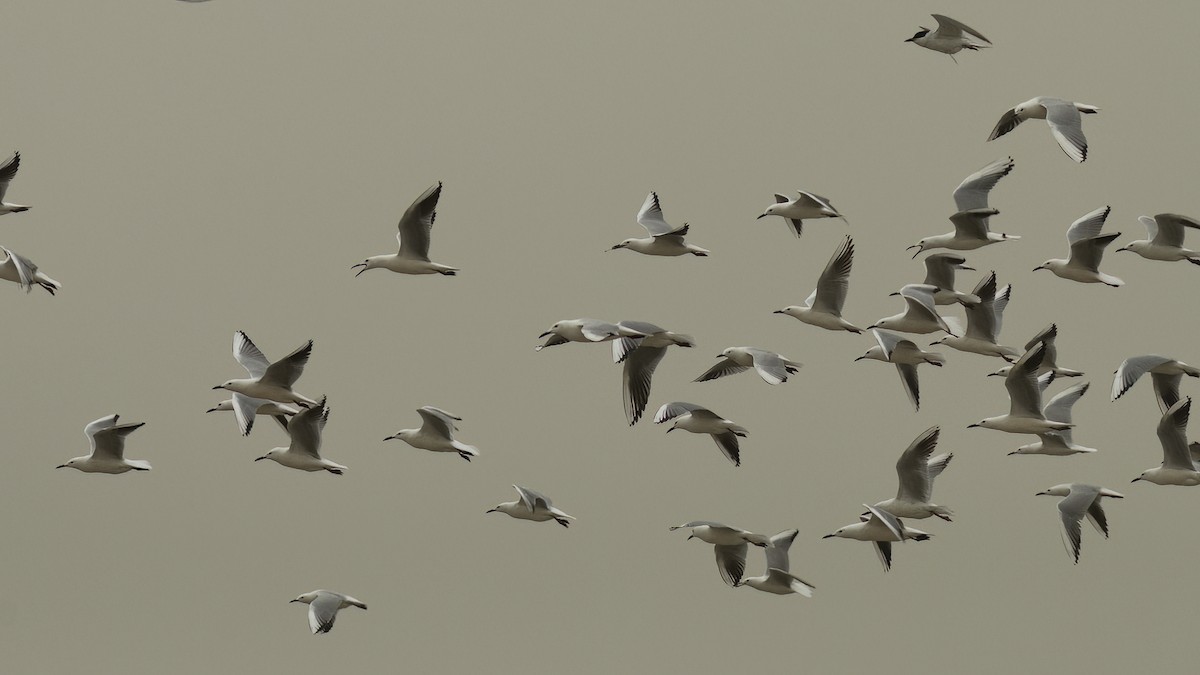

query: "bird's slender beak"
left=959, top=265, right=975, bottom=271
left=1008, top=451, right=1018, bottom=456
left=910, top=248, right=923, bottom=260
left=1116, top=246, right=1128, bottom=252
left=773, top=310, right=785, bottom=314
left=1131, top=477, right=1142, bottom=483
left=254, top=456, right=267, bottom=462
left=854, top=355, right=866, bottom=362
left=904, top=37, right=915, bottom=42
left=485, top=508, right=497, bottom=513
left=353, top=266, right=368, bottom=278
left=289, top=599, right=300, bottom=603
left=538, top=331, right=552, bottom=338
left=383, top=435, right=395, bottom=442
left=665, top=427, right=675, bottom=433
left=55, top=464, right=67, bottom=469
left=1033, top=265, right=1045, bottom=272
left=866, top=324, right=878, bottom=330
left=1035, top=491, right=1047, bottom=495
left=966, top=423, right=980, bottom=429
left=205, top=407, right=218, bottom=413
left=822, top=534, right=836, bottom=539
left=756, top=213, right=768, bottom=220
left=211, top=385, right=224, bottom=390
left=607, top=245, right=620, bottom=251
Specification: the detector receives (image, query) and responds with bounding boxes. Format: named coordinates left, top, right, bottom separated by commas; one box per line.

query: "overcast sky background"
left=4, top=1, right=1200, bottom=673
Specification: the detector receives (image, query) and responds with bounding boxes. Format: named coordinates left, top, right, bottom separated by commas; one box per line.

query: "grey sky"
left=4, top=1, right=1199, bottom=673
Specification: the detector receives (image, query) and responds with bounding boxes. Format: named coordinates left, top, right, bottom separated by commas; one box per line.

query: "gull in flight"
left=988, top=97, right=1100, bottom=163
left=1011, top=375, right=1097, bottom=456
left=56, top=415, right=151, bottom=474
left=0, top=152, right=30, bottom=214
left=823, top=505, right=931, bottom=572
left=486, top=485, right=575, bottom=527
left=693, top=347, right=802, bottom=385
left=756, top=190, right=846, bottom=237
left=907, top=208, right=1020, bottom=256
left=254, top=397, right=346, bottom=474
left=654, top=402, right=747, bottom=466
left=969, top=342, right=1073, bottom=434
left=856, top=329, right=945, bottom=411
left=213, top=332, right=318, bottom=433
left=535, top=318, right=638, bottom=351
left=868, top=284, right=954, bottom=335
left=869, top=426, right=954, bottom=521
left=290, top=590, right=367, bottom=635
left=930, top=272, right=1018, bottom=361
left=1117, top=213, right=1200, bottom=265
left=1035, top=484, right=1123, bottom=564
left=669, top=521, right=772, bottom=587
left=384, top=406, right=479, bottom=461
left=611, top=321, right=695, bottom=425
left=352, top=182, right=458, bottom=277
left=989, top=324, right=1084, bottom=379
left=1034, top=206, right=1123, bottom=286
left=608, top=192, right=709, bottom=257
left=774, top=235, right=863, bottom=333
left=0, top=245, right=61, bottom=294
left=206, top=399, right=296, bottom=433
left=1111, top=355, right=1200, bottom=405
left=921, top=253, right=980, bottom=306
left=905, top=14, right=992, bottom=62
left=737, top=529, right=815, bottom=597
left=952, top=157, right=1014, bottom=214
left=1132, top=398, right=1200, bottom=486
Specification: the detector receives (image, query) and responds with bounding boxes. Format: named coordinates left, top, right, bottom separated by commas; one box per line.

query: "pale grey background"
left=3, top=1, right=1198, bottom=673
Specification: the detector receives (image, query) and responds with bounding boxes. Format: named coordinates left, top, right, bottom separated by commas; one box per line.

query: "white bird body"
left=871, top=427, right=953, bottom=521
left=0, top=245, right=61, bottom=294
left=255, top=397, right=346, bottom=474
left=738, top=530, right=815, bottom=597
left=931, top=273, right=1018, bottom=360
left=535, top=318, right=641, bottom=350
left=1111, top=355, right=1200, bottom=403
left=213, top=332, right=318, bottom=418
left=1118, top=214, right=1200, bottom=264
left=1011, top=377, right=1096, bottom=456
left=869, top=284, right=953, bottom=335
left=385, top=406, right=479, bottom=461
left=352, top=182, right=459, bottom=277
left=757, top=190, right=846, bottom=237
left=1133, top=398, right=1200, bottom=486
left=1035, top=206, right=1123, bottom=286
left=694, top=346, right=801, bottom=386
left=487, top=485, right=575, bottom=527
left=670, top=521, right=772, bottom=587
left=856, top=329, right=945, bottom=411
left=57, top=415, right=151, bottom=474
left=906, top=14, right=991, bottom=58
left=613, top=321, right=695, bottom=425
left=609, top=192, right=709, bottom=256
left=970, top=342, right=1073, bottom=435
left=776, top=236, right=862, bottom=333
left=908, top=208, right=1020, bottom=255
left=655, top=402, right=747, bottom=466
left=989, top=324, right=1084, bottom=379
left=290, top=590, right=367, bottom=634
left=922, top=253, right=980, bottom=306
left=824, top=505, right=930, bottom=571
left=1035, top=484, right=1123, bottom=563
left=988, top=97, right=1099, bottom=163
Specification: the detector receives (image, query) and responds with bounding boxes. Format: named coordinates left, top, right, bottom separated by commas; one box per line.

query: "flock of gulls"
left=12, top=7, right=1200, bottom=636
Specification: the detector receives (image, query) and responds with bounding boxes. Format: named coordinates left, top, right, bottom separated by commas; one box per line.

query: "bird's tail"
left=669, top=333, right=696, bottom=348
left=453, top=441, right=480, bottom=460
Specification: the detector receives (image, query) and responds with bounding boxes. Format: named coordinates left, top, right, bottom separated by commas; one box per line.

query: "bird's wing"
left=1158, top=398, right=1194, bottom=470
left=636, top=191, right=677, bottom=236
left=714, top=543, right=748, bottom=587
left=84, top=414, right=120, bottom=444
left=232, top=393, right=266, bottom=436
left=813, top=236, right=853, bottom=314
left=623, top=346, right=668, bottom=425
left=746, top=349, right=790, bottom=385
left=895, top=426, right=940, bottom=502
left=1057, top=487, right=1098, bottom=564
left=922, top=253, right=966, bottom=289
left=926, top=452, right=953, bottom=481
left=1043, top=382, right=1089, bottom=424
left=991, top=284, right=1012, bottom=342
left=963, top=272, right=998, bottom=341
left=900, top=286, right=946, bottom=328
left=287, top=398, right=328, bottom=459
left=873, top=541, right=894, bottom=572
left=309, top=593, right=341, bottom=634
left=711, top=431, right=742, bottom=466
left=1024, top=323, right=1057, bottom=351
left=765, top=569, right=815, bottom=597
left=653, top=401, right=707, bottom=424
left=612, top=336, right=642, bottom=364
left=0, top=151, right=19, bottom=201
left=513, top=485, right=552, bottom=511
left=693, top=358, right=750, bottom=382
left=864, top=504, right=905, bottom=541
left=91, top=422, right=144, bottom=461
left=931, top=14, right=991, bottom=43
left=870, top=329, right=903, bottom=360
left=232, top=331, right=271, bottom=379
left=0, top=246, right=36, bottom=292
left=1151, top=372, right=1183, bottom=414
left=396, top=182, right=441, bottom=261
left=1066, top=206, right=1114, bottom=270
left=950, top=208, right=997, bottom=238
left=1006, top=343, right=1048, bottom=417
left=417, top=407, right=458, bottom=439
left=1150, top=213, right=1200, bottom=248
left=260, top=340, right=313, bottom=389
left=1112, top=355, right=1174, bottom=401
left=764, top=529, right=798, bottom=571
left=579, top=320, right=621, bottom=342
left=952, top=156, right=1013, bottom=212
left=1045, top=100, right=1089, bottom=163
left=895, top=362, right=922, bottom=411
left=987, top=108, right=1024, bottom=141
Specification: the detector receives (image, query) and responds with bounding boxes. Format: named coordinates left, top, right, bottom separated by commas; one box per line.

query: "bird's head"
left=906, top=29, right=929, bottom=43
